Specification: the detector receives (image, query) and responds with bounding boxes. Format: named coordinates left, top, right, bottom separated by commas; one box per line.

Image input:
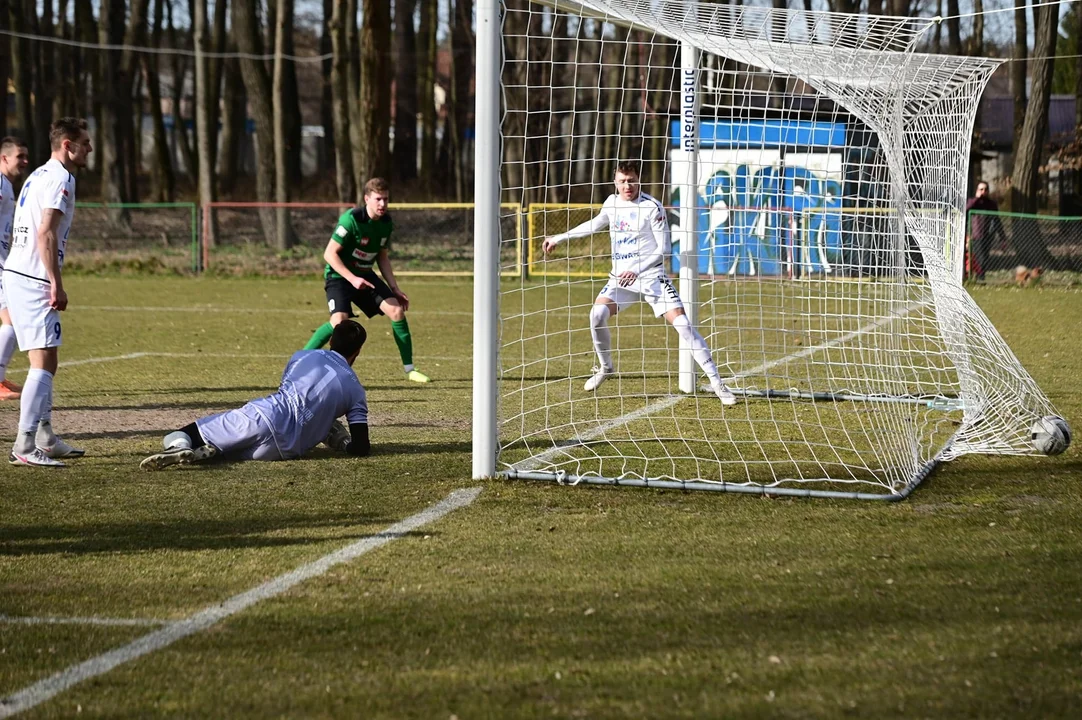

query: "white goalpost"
left=472, top=0, right=1070, bottom=499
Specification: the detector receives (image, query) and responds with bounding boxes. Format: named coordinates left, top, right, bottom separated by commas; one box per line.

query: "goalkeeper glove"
left=324, top=419, right=351, bottom=452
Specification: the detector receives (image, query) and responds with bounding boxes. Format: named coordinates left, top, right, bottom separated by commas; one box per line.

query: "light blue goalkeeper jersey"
left=247, top=349, right=368, bottom=459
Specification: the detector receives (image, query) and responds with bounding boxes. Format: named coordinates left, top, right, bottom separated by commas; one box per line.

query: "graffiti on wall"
left=669, top=148, right=844, bottom=276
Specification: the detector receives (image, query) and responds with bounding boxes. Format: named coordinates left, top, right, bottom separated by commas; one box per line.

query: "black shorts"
left=324, top=271, right=394, bottom=319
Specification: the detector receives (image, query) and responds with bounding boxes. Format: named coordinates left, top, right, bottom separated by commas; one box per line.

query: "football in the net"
left=1030, top=415, right=1071, bottom=456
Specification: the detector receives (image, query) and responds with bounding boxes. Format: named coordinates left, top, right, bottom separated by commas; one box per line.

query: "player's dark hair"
left=50, top=117, right=89, bottom=151
left=615, top=160, right=640, bottom=177
left=364, top=177, right=390, bottom=196
left=330, top=320, right=367, bottom=358
left=0, top=136, right=27, bottom=155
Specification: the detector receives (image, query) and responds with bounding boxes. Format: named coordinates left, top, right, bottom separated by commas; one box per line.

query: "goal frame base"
left=502, top=431, right=957, bottom=501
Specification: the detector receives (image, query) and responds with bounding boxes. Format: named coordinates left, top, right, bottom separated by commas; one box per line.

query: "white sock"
left=16, top=369, right=52, bottom=451
left=37, top=381, right=57, bottom=446
left=404, top=364, right=415, bottom=373
left=163, top=430, right=192, bottom=450
left=0, top=324, right=16, bottom=382
left=589, top=304, right=613, bottom=371
left=671, top=314, right=720, bottom=383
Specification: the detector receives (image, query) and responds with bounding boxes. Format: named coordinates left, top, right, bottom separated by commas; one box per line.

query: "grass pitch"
left=2, top=276, right=1081, bottom=718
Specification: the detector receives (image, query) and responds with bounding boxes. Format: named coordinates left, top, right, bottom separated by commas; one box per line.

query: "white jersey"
left=0, top=174, right=15, bottom=268
left=247, top=349, right=368, bottom=459
left=551, top=192, right=670, bottom=277
left=5, top=158, right=76, bottom=284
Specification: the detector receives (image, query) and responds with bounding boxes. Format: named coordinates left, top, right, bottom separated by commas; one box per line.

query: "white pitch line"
left=0, top=615, right=167, bottom=628
left=513, top=303, right=921, bottom=472
left=73, top=305, right=472, bottom=317
left=0, top=351, right=471, bottom=376
left=0, top=487, right=482, bottom=719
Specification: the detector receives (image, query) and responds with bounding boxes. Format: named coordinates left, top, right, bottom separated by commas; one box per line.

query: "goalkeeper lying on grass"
left=140, top=321, right=371, bottom=470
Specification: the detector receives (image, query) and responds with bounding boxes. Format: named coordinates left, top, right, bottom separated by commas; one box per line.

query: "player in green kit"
left=303, top=177, right=430, bottom=383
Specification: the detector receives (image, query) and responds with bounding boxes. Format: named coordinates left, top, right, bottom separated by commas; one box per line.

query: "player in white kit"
left=543, top=161, right=737, bottom=405
left=0, top=136, right=30, bottom=400
left=140, top=321, right=372, bottom=470
left=5, top=118, right=92, bottom=466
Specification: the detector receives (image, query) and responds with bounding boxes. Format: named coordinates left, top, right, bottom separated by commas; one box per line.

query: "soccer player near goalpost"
left=0, top=136, right=30, bottom=400
left=302, top=178, right=430, bottom=384
left=543, top=161, right=737, bottom=405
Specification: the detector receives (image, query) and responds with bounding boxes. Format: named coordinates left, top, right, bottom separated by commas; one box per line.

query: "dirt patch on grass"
left=0, top=405, right=233, bottom=441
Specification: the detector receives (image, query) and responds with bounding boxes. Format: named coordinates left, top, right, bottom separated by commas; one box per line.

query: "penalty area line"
left=0, top=487, right=482, bottom=719
left=514, top=303, right=922, bottom=472
left=0, top=615, right=168, bottom=628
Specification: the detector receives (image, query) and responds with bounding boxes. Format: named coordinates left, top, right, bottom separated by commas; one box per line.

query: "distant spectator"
left=966, top=181, right=1004, bottom=282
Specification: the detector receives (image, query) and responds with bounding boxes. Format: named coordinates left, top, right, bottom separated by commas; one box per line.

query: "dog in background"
left=1015, top=265, right=1044, bottom=287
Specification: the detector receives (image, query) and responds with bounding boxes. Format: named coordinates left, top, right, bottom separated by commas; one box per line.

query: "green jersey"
left=325, top=207, right=394, bottom=279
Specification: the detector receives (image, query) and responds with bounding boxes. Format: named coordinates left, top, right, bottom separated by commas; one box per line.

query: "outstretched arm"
left=542, top=212, right=609, bottom=253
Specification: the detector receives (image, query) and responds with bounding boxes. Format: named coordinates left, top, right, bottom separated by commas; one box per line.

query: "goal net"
left=483, top=1, right=1066, bottom=498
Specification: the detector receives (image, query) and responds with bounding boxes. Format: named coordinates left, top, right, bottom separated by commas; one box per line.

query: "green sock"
left=391, top=318, right=413, bottom=368
left=304, top=321, right=334, bottom=350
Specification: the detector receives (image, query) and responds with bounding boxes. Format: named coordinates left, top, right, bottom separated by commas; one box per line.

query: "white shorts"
left=598, top=273, right=685, bottom=318
left=0, top=275, right=6, bottom=311
left=4, top=275, right=62, bottom=351
left=196, top=404, right=283, bottom=461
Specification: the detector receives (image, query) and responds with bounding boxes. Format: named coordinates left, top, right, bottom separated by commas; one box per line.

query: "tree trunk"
left=1010, top=2, right=1060, bottom=266
left=417, top=0, right=437, bottom=194
left=167, top=0, right=197, bottom=180
left=1012, top=0, right=1027, bottom=147
left=10, top=1, right=34, bottom=160
left=329, top=0, right=354, bottom=202
left=346, top=0, right=364, bottom=199
left=501, top=0, right=527, bottom=205
left=272, top=0, right=294, bottom=249
left=357, top=0, right=392, bottom=186
left=232, top=0, right=279, bottom=246
left=121, top=0, right=151, bottom=202
left=392, top=0, right=418, bottom=185
left=946, top=0, right=961, bottom=54
left=0, top=0, right=9, bottom=139
left=934, top=0, right=942, bottom=53
left=320, top=0, right=334, bottom=173
left=194, top=0, right=217, bottom=250
left=970, top=0, right=984, bottom=57
left=449, top=0, right=473, bottom=200
left=74, top=0, right=95, bottom=133
left=206, top=0, right=228, bottom=177
left=218, top=53, right=246, bottom=194
left=33, top=0, right=54, bottom=165
left=99, top=0, right=129, bottom=224
left=145, top=0, right=175, bottom=202
left=53, top=0, right=71, bottom=118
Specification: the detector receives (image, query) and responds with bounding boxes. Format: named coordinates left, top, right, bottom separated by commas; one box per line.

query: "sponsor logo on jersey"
left=613, top=219, right=633, bottom=232
left=351, top=248, right=376, bottom=261
left=613, top=251, right=638, bottom=261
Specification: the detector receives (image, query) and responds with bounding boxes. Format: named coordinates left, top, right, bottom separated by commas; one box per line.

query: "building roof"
left=977, top=94, right=1077, bottom=148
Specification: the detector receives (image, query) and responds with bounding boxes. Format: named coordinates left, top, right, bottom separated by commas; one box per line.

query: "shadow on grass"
left=0, top=514, right=439, bottom=556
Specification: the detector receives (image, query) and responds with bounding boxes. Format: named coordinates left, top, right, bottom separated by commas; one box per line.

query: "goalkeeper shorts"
left=598, top=273, right=684, bottom=318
